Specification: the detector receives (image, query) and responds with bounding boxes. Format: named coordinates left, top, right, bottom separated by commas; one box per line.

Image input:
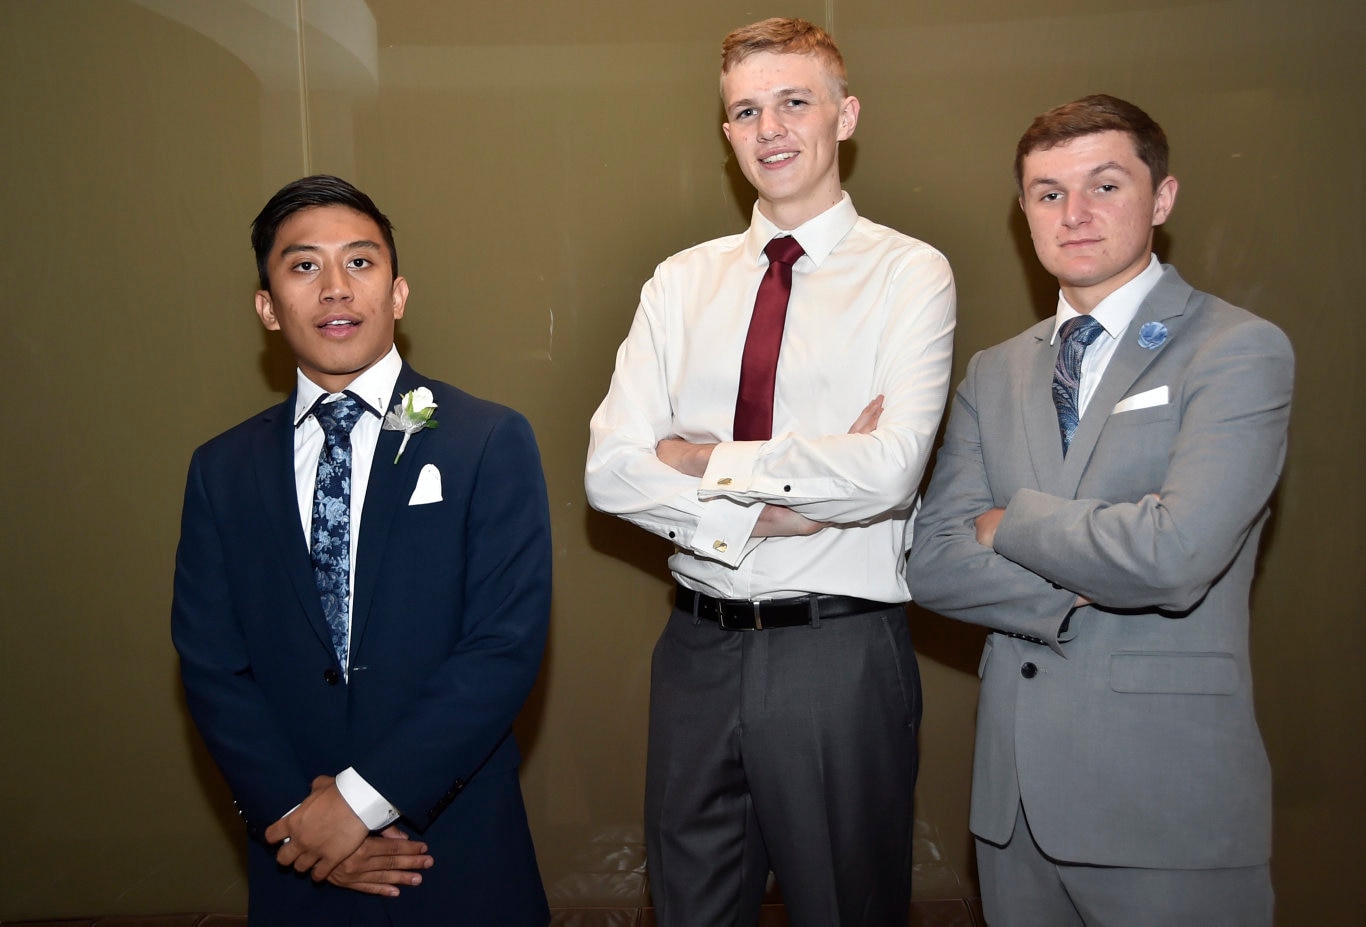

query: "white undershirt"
left=289, top=345, right=402, bottom=830
left=1048, top=255, right=1164, bottom=416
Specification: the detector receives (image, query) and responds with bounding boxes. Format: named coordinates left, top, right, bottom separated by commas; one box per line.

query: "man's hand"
left=327, top=825, right=434, bottom=897
left=265, top=775, right=370, bottom=881
left=974, top=507, right=1005, bottom=548
left=849, top=394, right=884, bottom=435
left=752, top=503, right=829, bottom=537
left=656, top=437, right=716, bottom=477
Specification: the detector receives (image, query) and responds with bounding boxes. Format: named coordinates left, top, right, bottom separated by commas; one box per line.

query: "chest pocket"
left=1087, top=402, right=1178, bottom=495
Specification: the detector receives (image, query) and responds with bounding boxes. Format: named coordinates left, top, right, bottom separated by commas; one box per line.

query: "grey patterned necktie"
left=1052, top=315, right=1105, bottom=455
left=310, top=392, right=364, bottom=669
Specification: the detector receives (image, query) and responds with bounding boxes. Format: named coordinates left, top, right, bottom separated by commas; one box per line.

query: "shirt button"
left=1020, top=663, right=1038, bottom=679
left=323, top=668, right=342, bottom=685
left=783, top=484, right=791, bottom=492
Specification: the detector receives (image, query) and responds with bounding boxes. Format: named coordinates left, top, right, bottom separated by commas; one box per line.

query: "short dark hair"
left=1014, top=94, right=1169, bottom=194
left=250, top=174, right=398, bottom=290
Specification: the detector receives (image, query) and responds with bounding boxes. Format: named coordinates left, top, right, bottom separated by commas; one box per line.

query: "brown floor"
left=0, top=899, right=987, bottom=926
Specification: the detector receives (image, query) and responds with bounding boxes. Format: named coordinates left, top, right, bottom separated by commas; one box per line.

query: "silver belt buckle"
left=752, top=601, right=764, bottom=631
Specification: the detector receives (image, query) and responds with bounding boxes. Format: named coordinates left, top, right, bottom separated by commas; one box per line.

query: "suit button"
left=1021, top=662, right=1038, bottom=679
left=323, top=668, right=341, bottom=685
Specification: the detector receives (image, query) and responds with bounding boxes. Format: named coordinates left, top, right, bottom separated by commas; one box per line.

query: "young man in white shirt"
left=586, top=18, right=956, bottom=926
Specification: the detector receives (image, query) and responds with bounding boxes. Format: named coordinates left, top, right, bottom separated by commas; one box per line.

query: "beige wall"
left=0, top=0, right=1361, bottom=922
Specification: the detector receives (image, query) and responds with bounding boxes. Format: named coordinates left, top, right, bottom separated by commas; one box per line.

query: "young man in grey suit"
left=907, top=95, right=1292, bottom=926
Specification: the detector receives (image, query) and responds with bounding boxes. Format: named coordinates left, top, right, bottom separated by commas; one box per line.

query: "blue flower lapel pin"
left=1137, top=321, right=1169, bottom=351
left=382, top=387, right=439, bottom=463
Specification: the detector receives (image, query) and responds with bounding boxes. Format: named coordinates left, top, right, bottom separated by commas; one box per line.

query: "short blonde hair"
left=720, top=18, right=848, bottom=97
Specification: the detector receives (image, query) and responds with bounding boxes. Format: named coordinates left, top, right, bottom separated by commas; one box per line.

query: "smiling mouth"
left=320, top=319, right=358, bottom=328
left=761, top=152, right=796, bottom=164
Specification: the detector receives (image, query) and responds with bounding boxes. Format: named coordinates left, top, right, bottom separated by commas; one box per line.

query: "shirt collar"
left=1050, top=254, right=1163, bottom=344
left=744, top=191, right=858, bottom=270
left=293, top=345, right=402, bottom=426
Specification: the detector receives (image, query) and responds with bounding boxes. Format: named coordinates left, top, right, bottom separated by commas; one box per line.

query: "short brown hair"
left=1014, top=94, right=1169, bottom=193
left=720, top=18, right=848, bottom=97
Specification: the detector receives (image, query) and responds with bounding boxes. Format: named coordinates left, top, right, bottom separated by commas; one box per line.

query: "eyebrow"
left=279, top=239, right=383, bottom=257
left=1026, top=160, right=1132, bottom=192
left=727, top=85, right=816, bottom=111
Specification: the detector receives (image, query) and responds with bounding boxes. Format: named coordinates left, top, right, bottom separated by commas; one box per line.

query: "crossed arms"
left=906, top=311, right=1293, bottom=644
left=654, top=394, right=886, bottom=537
left=584, top=248, right=956, bottom=561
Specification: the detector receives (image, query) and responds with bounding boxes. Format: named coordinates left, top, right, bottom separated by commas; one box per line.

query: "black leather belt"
left=675, top=582, right=898, bottom=631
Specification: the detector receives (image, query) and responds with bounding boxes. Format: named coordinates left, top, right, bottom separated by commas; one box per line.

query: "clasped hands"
left=264, top=775, right=433, bottom=898
left=655, top=395, right=884, bottom=538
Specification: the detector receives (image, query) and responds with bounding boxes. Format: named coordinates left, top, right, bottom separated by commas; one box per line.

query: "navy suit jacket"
left=173, top=364, right=551, bottom=925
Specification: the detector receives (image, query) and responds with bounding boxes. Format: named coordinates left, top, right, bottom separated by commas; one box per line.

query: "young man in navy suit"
left=173, top=175, right=552, bottom=925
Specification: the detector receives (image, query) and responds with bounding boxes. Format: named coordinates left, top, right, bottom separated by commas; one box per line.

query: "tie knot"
left=1059, top=315, right=1104, bottom=347
left=312, top=392, right=364, bottom=439
left=763, top=235, right=805, bottom=268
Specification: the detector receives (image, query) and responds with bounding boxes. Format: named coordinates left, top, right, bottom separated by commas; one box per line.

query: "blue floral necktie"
left=310, top=392, right=364, bottom=669
left=1052, top=315, right=1105, bottom=455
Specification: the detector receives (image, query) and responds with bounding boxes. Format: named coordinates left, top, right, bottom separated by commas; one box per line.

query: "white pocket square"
left=1112, top=385, right=1168, bottom=415
left=408, top=464, right=443, bottom=505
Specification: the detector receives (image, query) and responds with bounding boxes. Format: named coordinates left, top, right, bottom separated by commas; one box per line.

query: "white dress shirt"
left=291, top=344, right=402, bottom=830
left=1049, top=254, right=1164, bottom=416
left=586, top=193, right=957, bottom=603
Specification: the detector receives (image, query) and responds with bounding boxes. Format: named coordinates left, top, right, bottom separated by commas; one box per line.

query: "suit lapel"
left=351, top=364, right=429, bottom=655
left=1022, top=321, right=1068, bottom=496
left=1059, top=267, right=1194, bottom=493
left=253, top=394, right=337, bottom=656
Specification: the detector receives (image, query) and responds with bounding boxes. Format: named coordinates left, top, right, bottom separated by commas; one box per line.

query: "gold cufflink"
left=713, top=540, right=728, bottom=552
left=717, top=477, right=733, bottom=485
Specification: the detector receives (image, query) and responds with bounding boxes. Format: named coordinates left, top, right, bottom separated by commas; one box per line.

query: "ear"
left=836, top=95, right=860, bottom=141
left=390, top=276, right=410, bottom=320
left=254, top=290, right=280, bottom=331
left=1152, top=175, right=1179, bottom=227
left=722, top=120, right=733, bottom=144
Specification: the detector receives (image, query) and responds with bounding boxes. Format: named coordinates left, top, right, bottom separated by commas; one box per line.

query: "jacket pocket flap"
left=1109, top=651, right=1238, bottom=695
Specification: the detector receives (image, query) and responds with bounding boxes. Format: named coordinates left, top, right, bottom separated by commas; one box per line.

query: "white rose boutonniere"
left=382, top=387, right=439, bottom=463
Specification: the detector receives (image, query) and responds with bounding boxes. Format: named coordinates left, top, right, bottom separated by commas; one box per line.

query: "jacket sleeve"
left=906, top=352, right=1079, bottom=647
left=171, top=448, right=311, bottom=839
left=992, top=317, right=1294, bottom=612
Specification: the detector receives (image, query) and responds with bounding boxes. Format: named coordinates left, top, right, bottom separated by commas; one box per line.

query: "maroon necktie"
left=733, top=236, right=805, bottom=441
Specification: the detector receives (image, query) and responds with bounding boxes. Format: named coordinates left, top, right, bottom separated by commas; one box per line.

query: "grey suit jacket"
left=906, top=266, right=1293, bottom=869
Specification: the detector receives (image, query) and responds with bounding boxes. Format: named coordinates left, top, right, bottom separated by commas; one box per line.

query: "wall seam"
left=295, top=0, right=312, bottom=173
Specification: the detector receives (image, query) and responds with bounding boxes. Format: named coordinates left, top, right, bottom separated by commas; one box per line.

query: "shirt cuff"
left=699, top=440, right=763, bottom=497
left=691, top=494, right=764, bottom=567
left=335, top=767, right=401, bottom=831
